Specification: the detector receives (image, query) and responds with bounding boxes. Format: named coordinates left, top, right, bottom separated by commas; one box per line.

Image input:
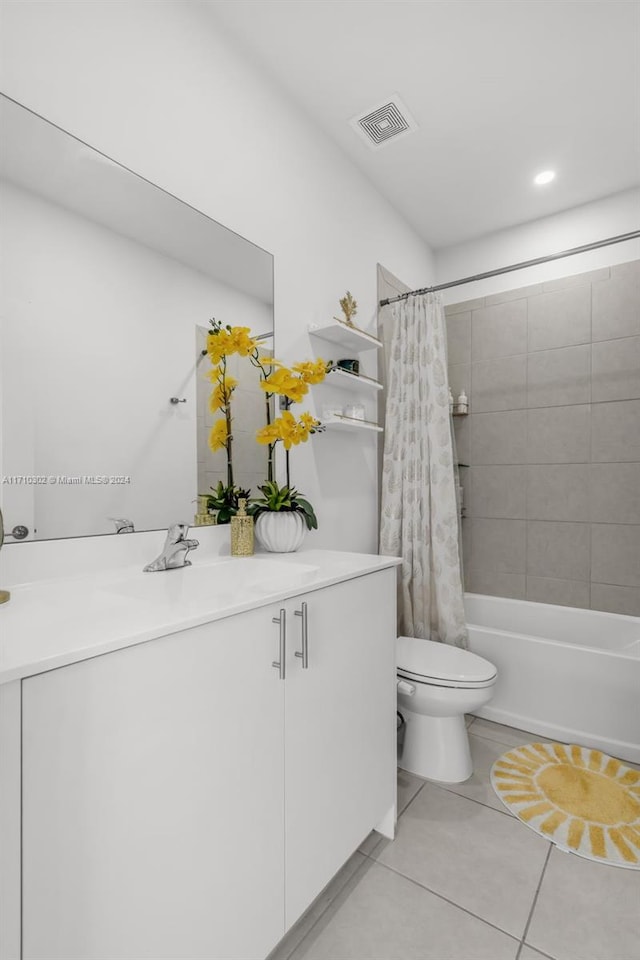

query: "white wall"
left=1, top=180, right=272, bottom=540
left=436, top=188, right=640, bottom=302
left=0, top=0, right=433, bottom=561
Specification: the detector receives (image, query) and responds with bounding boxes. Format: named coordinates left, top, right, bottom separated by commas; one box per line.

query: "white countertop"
left=0, top=549, right=401, bottom=684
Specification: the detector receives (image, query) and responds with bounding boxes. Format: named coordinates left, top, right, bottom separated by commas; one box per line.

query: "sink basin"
left=101, top=557, right=319, bottom=609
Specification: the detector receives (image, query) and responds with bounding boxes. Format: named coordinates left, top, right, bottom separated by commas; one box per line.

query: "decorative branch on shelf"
left=333, top=290, right=358, bottom=328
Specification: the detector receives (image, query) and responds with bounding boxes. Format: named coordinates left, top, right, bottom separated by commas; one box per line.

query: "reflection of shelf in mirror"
left=308, top=320, right=382, bottom=353
left=452, top=411, right=469, bottom=417
left=322, top=368, right=383, bottom=393
left=322, top=415, right=383, bottom=434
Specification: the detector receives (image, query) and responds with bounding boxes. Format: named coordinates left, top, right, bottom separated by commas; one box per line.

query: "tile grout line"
left=276, top=852, right=374, bottom=960
left=516, top=842, right=553, bottom=960
left=372, top=858, right=522, bottom=949
left=435, top=781, right=517, bottom=819
left=396, top=779, right=427, bottom=819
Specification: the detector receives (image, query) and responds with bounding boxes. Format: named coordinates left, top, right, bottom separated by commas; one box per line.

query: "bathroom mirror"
left=0, top=95, right=274, bottom=541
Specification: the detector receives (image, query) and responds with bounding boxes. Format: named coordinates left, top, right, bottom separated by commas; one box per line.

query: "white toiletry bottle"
left=456, top=391, right=469, bottom=415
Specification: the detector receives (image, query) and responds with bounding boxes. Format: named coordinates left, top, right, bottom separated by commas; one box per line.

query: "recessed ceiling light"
left=534, top=170, right=556, bottom=185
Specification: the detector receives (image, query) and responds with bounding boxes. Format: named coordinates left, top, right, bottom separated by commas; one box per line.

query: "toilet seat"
left=397, top=635, right=497, bottom=689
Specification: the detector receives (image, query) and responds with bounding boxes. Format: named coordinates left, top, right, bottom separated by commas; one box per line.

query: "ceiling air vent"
left=350, top=95, right=418, bottom=151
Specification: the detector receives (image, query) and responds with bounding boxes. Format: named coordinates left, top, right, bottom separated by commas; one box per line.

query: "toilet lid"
left=396, top=635, right=497, bottom=687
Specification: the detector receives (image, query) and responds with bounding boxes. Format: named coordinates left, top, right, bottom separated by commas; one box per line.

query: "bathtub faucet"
left=143, top=523, right=199, bottom=572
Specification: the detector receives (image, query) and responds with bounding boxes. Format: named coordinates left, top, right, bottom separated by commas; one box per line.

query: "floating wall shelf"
left=322, top=415, right=383, bottom=434
left=308, top=320, right=382, bottom=353
left=321, top=368, right=383, bottom=394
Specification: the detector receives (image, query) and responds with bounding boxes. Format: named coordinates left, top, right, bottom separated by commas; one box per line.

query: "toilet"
left=396, top=635, right=497, bottom=783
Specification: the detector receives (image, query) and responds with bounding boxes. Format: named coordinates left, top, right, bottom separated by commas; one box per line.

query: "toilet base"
left=398, top=710, right=472, bottom=783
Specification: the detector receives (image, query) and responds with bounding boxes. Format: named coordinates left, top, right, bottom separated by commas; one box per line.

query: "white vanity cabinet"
left=283, top=571, right=396, bottom=927
left=16, top=566, right=396, bottom=960
left=21, top=602, right=287, bottom=960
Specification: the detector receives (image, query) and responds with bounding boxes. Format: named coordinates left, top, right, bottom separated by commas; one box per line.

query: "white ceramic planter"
left=255, top=512, right=306, bottom=553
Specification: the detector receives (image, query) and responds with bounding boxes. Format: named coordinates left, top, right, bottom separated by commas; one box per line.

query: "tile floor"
left=269, top=717, right=640, bottom=960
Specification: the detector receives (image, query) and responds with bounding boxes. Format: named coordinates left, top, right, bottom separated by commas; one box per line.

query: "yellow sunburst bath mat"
left=491, top=743, right=640, bottom=869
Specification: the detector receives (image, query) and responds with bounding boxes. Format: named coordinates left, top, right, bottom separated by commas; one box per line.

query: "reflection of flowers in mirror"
left=205, top=318, right=260, bottom=484
left=204, top=481, right=251, bottom=525
left=204, top=316, right=260, bottom=521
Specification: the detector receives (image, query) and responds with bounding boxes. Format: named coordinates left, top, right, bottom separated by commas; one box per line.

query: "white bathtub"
left=465, top=593, right=640, bottom=764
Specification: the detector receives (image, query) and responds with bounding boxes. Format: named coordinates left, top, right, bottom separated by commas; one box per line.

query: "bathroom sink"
left=101, top=557, right=319, bottom=609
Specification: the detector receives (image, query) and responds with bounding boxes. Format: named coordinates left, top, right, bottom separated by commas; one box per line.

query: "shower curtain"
left=379, top=292, right=468, bottom=647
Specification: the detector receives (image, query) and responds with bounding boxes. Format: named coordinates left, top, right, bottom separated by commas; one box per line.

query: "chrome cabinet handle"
left=294, top=601, right=309, bottom=669
left=272, top=608, right=286, bottom=679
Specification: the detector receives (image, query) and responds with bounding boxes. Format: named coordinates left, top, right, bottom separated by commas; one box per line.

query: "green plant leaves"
left=249, top=482, right=318, bottom=531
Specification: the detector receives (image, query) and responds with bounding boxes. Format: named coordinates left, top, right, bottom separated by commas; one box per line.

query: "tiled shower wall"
left=447, top=259, right=640, bottom=616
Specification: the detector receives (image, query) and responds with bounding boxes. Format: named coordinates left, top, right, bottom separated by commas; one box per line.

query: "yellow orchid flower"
left=256, top=411, right=320, bottom=450
left=259, top=367, right=292, bottom=394
left=226, top=327, right=257, bottom=356
left=283, top=379, right=309, bottom=403
left=208, top=418, right=228, bottom=453
left=292, top=358, right=327, bottom=385
left=206, top=330, right=232, bottom=364
left=255, top=422, right=282, bottom=446
left=208, top=376, right=238, bottom=413
left=256, top=356, right=283, bottom=368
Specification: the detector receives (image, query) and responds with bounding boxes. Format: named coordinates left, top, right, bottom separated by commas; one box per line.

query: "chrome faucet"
left=143, top=523, right=199, bottom=572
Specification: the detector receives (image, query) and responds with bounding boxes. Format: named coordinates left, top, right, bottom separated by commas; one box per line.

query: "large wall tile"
left=466, top=465, right=526, bottom=519
left=591, top=583, right=640, bottom=617
left=461, top=516, right=472, bottom=564
left=592, top=336, right=640, bottom=401
left=465, top=569, right=526, bottom=599
left=527, top=285, right=591, bottom=352
left=467, top=518, right=526, bottom=573
left=590, top=463, right=640, bottom=524
left=527, top=405, right=590, bottom=464
left=445, top=296, right=485, bottom=316
left=472, top=355, right=527, bottom=413
left=526, top=465, right=589, bottom=521
left=484, top=284, right=542, bottom=305
left=449, top=262, right=640, bottom=616
left=446, top=312, right=471, bottom=365
left=526, top=576, right=590, bottom=609
left=591, top=524, right=640, bottom=587
left=471, top=300, right=527, bottom=361
left=591, top=400, right=640, bottom=462
left=527, top=344, right=590, bottom=408
left=469, top=410, right=527, bottom=464
left=453, top=415, right=470, bottom=464
left=592, top=271, right=640, bottom=341
left=526, top=520, right=590, bottom=580
left=611, top=260, right=640, bottom=280
left=542, top=267, right=609, bottom=291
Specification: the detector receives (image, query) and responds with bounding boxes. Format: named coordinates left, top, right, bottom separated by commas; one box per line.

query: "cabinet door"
left=22, top=606, right=286, bottom=960
left=284, top=568, right=397, bottom=927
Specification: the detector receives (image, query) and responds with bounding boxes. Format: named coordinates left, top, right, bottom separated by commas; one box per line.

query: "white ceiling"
left=206, top=0, right=640, bottom=250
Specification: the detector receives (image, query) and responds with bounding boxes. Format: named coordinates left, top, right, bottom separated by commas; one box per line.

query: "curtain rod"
left=379, top=230, right=640, bottom=306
